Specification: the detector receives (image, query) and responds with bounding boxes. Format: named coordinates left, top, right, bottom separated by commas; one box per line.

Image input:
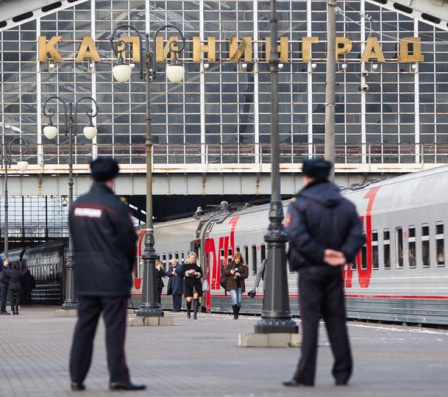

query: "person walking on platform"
left=181, top=252, right=203, bottom=319
left=21, top=269, right=36, bottom=306
left=166, top=258, right=183, bottom=312
left=283, top=158, right=365, bottom=387
left=0, top=257, right=10, bottom=315
left=254, top=258, right=266, bottom=292
left=155, top=260, right=166, bottom=304
left=4, top=260, right=27, bottom=315
left=223, top=252, right=248, bottom=319
left=68, top=157, right=145, bottom=392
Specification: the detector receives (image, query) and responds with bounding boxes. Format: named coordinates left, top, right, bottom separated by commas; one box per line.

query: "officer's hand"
left=324, top=249, right=346, bottom=266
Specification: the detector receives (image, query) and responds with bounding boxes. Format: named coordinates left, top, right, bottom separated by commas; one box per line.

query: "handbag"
left=220, top=274, right=227, bottom=289
left=202, top=279, right=210, bottom=292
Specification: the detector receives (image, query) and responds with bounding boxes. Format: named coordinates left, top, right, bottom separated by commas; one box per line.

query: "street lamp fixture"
left=110, top=24, right=186, bottom=317
left=254, top=0, right=298, bottom=334
left=42, top=96, right=99, bottom=312
left=3, top=137, right=29, bottom=257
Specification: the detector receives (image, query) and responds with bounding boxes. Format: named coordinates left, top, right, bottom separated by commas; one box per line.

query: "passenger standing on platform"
left=223, top=252, right=248, bottom=320
left=182, top=252, right=203, bottom=319
left=166, top=258, right=183, bottom=312
left=0, top=257, right=10, bottom=315
left=283, top=158, right=365, bottom=387
left=21, top=269, right=36, bottom=306
left=68, top=157, right=145, bottom=392
left=155, top=260, right=166, bottom=304
left=254, top=258, right=266, bottom=292
left=4, top=260, right=27, bottom=315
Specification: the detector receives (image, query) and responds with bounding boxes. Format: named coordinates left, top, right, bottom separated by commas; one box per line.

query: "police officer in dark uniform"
left=283, top=158, right=365, bottom=387
left=68, top=157, right=145, bottom=392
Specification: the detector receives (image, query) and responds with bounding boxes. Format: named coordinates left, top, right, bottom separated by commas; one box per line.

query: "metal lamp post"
left=3, top=137, right=29, bottom=257
left=42, top=96, right=99, bottom=311
left=110, top=24, right=186, bottom=317
left=254, top=0, right=298, bottom=334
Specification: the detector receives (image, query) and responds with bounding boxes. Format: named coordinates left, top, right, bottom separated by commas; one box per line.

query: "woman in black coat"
left=4, top=261, right=26, bottom=315
left=166, top=258, right=183, bottom=312
left=155, top=260, right=166, bottom=304
left=181, top=252, right=203, bottom=319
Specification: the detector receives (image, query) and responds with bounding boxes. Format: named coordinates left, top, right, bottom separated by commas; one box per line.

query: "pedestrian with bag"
left=283, top=158, right=365, bottom=387
left=223, top=252, right=248, bottom=320
left=166, top=258, right=183, bottom=312
left=253, top=258, right=266, bottom=293
left=68, top=157, right=145, bottom=392
left=181, top=252, right=203, bottom=319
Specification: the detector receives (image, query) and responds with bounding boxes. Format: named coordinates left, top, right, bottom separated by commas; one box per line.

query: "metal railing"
left=7, top=142, right=448, bottom=169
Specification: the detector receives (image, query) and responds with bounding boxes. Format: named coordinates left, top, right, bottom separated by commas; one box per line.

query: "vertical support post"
left=136, top=35, right=163, bottom=317
left=4, top=161, right=8, bottom=257
left=61, top=102, right=78, bottom=311
left=325, top=1, right=337, bottom=180
left=254, top=0, right=298, bottom=334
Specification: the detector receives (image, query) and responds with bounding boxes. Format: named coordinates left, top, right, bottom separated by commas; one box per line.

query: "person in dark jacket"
left=0, top=256, right=10, bottom=315
left=4, top=260, right=26, bottom=314
left=283, top=158, right=365, bottom=388
left=155, top=260, right=166, bottom=304
left=166, top=258, right=183, bottom=312
left=21, top=269, right=36, bottom=305
left=68, top=157, right=145, bottom=392
left=181, top=252, right=203, bottom=319
left=223, top=252, right=248, bottom=319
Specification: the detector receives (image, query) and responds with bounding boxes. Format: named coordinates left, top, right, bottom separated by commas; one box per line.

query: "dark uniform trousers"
left=294, top=266, right=352, bottom=386
left=69, top=295, right=130, bottom=384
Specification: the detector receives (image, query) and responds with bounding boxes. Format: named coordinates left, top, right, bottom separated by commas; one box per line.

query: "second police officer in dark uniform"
left=68, top=157, right=145, bottom=392
left=283, top=158, right=365, bottom=388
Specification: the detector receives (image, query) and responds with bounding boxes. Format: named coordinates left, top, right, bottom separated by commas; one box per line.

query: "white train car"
left=131, top=165, right=448, bottom=325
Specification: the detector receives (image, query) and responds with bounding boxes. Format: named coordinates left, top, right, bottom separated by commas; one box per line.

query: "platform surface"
left=0, top=306, right=447, bottom=396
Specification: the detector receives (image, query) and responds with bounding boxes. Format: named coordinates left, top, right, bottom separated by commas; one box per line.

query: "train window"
left=261, top=245, right=266, bottom=263
left=228, top=247, right=233, bottom=263
left=360, top=244, right=367, bottom=270
left=396, top=227, right=403, bottom=268
left=251, top=245, right=257, bottom=275
left=408, top=226, right=416, bottom=269
left=162, top=254, right=166, bottom=266
left=436, top=223, right=444, bottom=267
left=422, top=224, right=430, bottom=268
left=236, top=247, right=240, bottom=253
left=169, top=253, right=173, bottom=260
left=243, top=246, right=250, bottom=273
left=175, top=253, right=179, bottom=259
left=383, top=229, right=391, bottom=270
left=372, top=231, right=379, bottom=270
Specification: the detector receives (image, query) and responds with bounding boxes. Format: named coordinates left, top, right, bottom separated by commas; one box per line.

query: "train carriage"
left=12, top=165, right=448, bottom=325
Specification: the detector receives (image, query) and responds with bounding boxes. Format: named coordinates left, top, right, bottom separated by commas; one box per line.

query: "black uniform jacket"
left=69, top=183, right=137, bottom=297
left=285, top=180, right=365, bottom=270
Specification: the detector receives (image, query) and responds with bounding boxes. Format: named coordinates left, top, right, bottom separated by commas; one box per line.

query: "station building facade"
left=0, top=0, right=448, bottom=239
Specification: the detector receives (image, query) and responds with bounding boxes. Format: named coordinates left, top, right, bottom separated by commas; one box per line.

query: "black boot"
left=193, top=299, right=199, bottom=320
left=186, top=301, right=192, bottom=318
left=232, top=305, right=238, bottom=320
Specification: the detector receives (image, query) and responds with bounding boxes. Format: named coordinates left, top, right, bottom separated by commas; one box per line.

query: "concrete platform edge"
left=55, top=309, right=78, bottom=317
left=238, top=332, right=302, bottom=347
left=128, top=315, right=174, bottom=326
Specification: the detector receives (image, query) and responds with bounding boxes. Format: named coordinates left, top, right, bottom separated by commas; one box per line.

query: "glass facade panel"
left=1, top=1, right=448, bottom=168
